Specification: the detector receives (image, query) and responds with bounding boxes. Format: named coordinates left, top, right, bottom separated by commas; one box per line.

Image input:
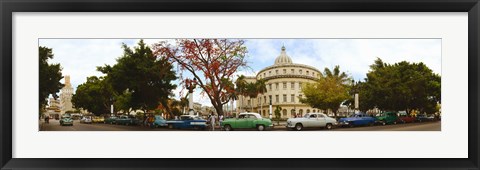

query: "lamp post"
left=269, top=98, right=272, bottom=119
left=186, top=78, right=197, bottom=115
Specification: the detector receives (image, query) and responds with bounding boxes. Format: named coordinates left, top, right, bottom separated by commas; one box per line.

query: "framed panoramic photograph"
left=1, top=0, right=479, bottom=170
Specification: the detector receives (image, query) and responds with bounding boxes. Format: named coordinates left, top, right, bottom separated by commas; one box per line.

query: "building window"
left=291, top=94, right=295, bottom=103
left=275, top=83, right=279, bottom=90
left=264, top=96, right=267, bottom=104
left=247, top=100, right=251, bottom=106
left=269, top=71, right=271, bottom=76
left=283, top=94, right=287, bottom=102
left=299, top=82, right=303, bottom=90
left=264, top=73, right=266, bottom=77
left=299, top=69, right=302, bottom=74
left=306, top=70, right=309, bottom=75
left=291, top=82, right=295, bottom=89
left=291, top=109, right=296, bottom=117
left=299, top=94, right=303, bottom=100
left=307, top=109, right=310, bottom=113
left=269, top=95, right=272, bottom=104
left=283, top=82, right=287, bottom=89
left=291, top=69, right=295, bottom=74
left=283, top=69, right=286, bottom=74
left=312, top=72, right=315, bottom=77
left=269, top=84, right=272, bottom=91
left=275, top=70, right=278, bottom=75
left=275, top=95, right=279, bottom=103
left=299, top=109, right=304, bottom=115
left=283, top=109, right=287, bottom=116
left=258, top=97, right=261, bottom=105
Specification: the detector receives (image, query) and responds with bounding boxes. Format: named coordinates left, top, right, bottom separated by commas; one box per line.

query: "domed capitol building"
left=237, top=46, right=324, bottom=118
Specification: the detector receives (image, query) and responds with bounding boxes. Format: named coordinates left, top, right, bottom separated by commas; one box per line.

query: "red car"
left=398, top=114, right=416, bottom=123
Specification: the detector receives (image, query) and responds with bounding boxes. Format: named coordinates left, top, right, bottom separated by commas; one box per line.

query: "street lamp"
left=185, top=78, right=197, bottom=115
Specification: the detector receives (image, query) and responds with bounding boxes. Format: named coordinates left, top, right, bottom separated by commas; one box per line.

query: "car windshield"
left=303, top=114, right=310, bottom=118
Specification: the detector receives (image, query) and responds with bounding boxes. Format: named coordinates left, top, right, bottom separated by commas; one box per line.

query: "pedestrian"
left=219, top=114, right=223, bottom=129
left=45, top=116, right=49, bottom=124
left=210, top=112, right=216, bottom=131
left=148, top=115, right=155, bottom=128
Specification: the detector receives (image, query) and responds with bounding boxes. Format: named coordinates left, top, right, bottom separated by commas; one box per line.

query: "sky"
left=39, top=39, right=441, bottom=107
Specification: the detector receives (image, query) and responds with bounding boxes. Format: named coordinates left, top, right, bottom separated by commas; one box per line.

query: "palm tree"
left=255, top=79, right=267, bottom=114
left=235, top=75, right=247, bottom=112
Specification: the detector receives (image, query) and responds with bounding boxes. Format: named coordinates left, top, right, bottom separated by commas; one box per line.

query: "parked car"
left=221, top=112, right=273, bottom=131
left=416, top=114, right=430, bottom=122
left=427, top=114, right=437, bottom=121
left=153, top=115, right=168, bottom=127
left=338, top=112, right=376, bottom=127
left=375, top=112, right=399, bottom=125
left=398, top=112, right=416, bottom=123
left=92, top=116, right=104, bottom=123
left=286, top=113, right=337, bottom=130
left=80, top=116, right=92, bottom=124
left=166, top=115, right=207, bottom=130
left=60, top=115, right=73, bottom=126
left=104, top=116, right=118, bottom=124
left=116, top=115, right=139, bottom=126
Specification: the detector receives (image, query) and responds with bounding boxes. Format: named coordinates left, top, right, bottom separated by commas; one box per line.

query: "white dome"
left=274, top=46, right=292, bottom=65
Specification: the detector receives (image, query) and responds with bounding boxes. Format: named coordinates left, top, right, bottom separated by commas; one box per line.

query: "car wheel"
left=224, top=125, right=232, bottom=131
left=382, top=121, right=386, bottom=126
left=368, top=122, right=374, bottom=126
left=168, top=124, right=174, bottom=129
left=155, top=124, right=159, bottom=128
left=349, top=122, right=355, bottom=128
left=393, top=121, right=397, bottom=125
left=257, top=125, right=265, bottom=131
left=295, top=123, right=303, bottom=131
left=326, top=123, right=333, bottom=130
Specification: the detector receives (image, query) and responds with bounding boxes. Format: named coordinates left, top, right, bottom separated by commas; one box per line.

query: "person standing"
left=210, top=113, right=216, bottom=131
left=219, top=114, right=223, bottom=128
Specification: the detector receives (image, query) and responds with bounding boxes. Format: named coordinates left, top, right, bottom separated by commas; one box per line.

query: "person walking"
left=219, top=114, right=224, bottom=130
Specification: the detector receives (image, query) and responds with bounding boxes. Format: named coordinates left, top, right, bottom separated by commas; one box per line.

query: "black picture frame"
left=1, top=0, right=479, bottom=170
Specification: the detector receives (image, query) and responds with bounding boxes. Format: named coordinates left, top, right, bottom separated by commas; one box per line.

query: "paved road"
left=41, top=119, right=440, bottom=131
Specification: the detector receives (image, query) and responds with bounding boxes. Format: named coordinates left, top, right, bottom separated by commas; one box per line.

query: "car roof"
left=239, top=112, right=262, bottom=117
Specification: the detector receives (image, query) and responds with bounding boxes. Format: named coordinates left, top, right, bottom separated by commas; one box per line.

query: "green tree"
left=98, top=40, right=177, bottom=115
left=39, top=46, right=64, bottom=116
left=72, top=76, right=113, bottom=115
left=300, top=66, right=351, bottom=118
left=234, top=75, right=248, bottom=111
left=361, top=58, right=441, bottom=114
left=113, top=89, right=133, bottom=114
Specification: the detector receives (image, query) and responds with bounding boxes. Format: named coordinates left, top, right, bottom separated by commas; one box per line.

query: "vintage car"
left=398, top=112, right=416, bottom=123
left=92, top=116, right=105, bottom=123
left=286, top=113, right=337, bottom=130
left=60, top=115, right=73, bottom=126
left=104, top=116, right=118, bottom=124
left=416, top=114, right=430, bottom=122
left=80, top=116, right=92, bottom=124
left=375, top=112, right=399, bottom=125
left=166, top=115, right=207, bottom=130
left=153, top=115, right=168, bottom=127
left=116, top=115, right=139, bottom=125
left=221, top=112, right=273, bottom=131
left=338, top=112, right=376, bottom=127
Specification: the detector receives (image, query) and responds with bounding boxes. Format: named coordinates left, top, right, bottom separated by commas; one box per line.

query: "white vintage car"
left=286, top=113, right=337, bottom=131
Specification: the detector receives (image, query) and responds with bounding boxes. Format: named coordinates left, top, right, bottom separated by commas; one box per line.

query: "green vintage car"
left=375, top=111, right=399, bottom=125
left=221, top=112, right=273, bottom=131
left=60, top=115, right=73, bottom=126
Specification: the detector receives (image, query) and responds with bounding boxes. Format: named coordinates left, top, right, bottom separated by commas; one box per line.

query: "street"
left=40, top=119, right=440, bottom=131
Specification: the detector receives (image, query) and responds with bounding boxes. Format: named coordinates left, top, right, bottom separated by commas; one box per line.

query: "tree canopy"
left=72, top=76, right=112, bottom=115
left=98, top=40, right=177, bottom=115
left=152, top=39, right=248, bottom=115
left=359, top=58, right=441, bottom=114
left=300, top=66, right=351, bottom=118
left=39, top=46, right=64, bottom=115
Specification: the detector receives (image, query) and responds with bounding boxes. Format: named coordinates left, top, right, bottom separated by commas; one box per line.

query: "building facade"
left=59, top=75, right=74, bottom=115
left=237, top=46, right=323, bottom=118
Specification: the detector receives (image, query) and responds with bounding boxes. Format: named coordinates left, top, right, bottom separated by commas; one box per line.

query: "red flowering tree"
left=152, top=39, right=248, bottom=116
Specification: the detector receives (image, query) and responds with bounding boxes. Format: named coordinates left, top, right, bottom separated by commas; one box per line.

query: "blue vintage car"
left=153, top=115, right=168, bottom=127
left=338, top=112, right=376, bottom=127
left=116, top=115, right=140, bottom=126
left=166, top=115, right=207, bottom=130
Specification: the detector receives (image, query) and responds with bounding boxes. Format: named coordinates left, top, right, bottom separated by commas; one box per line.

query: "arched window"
left=307, top=109, right=310, bottom=113
left=282, top=109, right=287, bottom=116
left=299, top=109, right=304, bottom=116
left=291, top=109, right=296, bottom=117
